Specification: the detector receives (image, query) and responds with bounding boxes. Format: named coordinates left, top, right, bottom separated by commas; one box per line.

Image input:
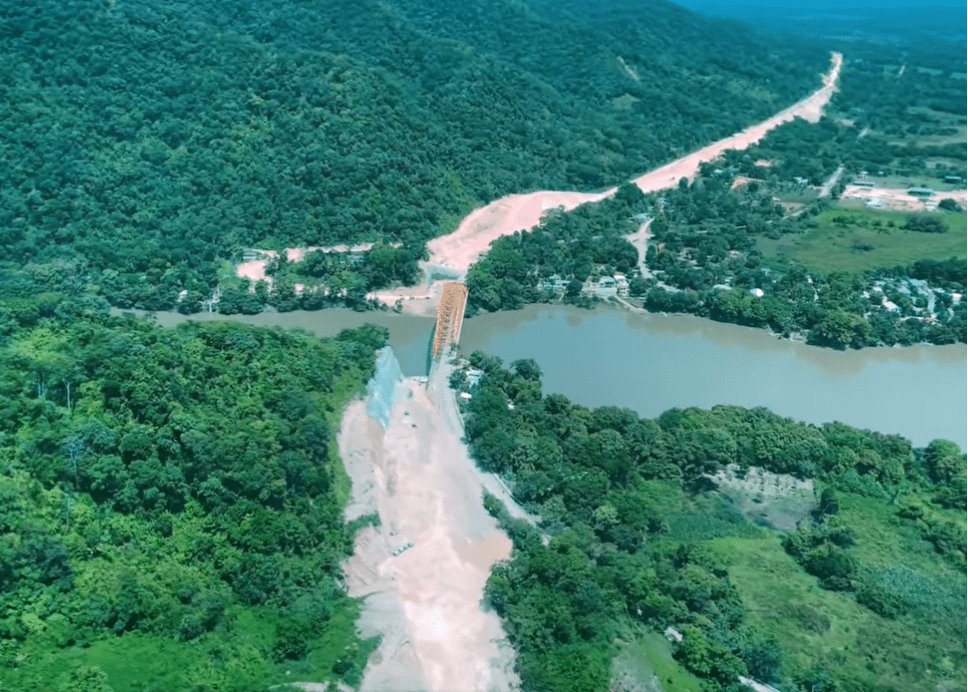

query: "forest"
left=0, top=293, right=387, bottom=690
left=455, top=355, right=966, bottom=691
left=0, top=0, right=827, bottom=312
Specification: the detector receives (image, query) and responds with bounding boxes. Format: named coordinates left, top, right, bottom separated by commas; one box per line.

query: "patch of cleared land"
left=236, top=244, right=396, bottom=284
left=339, top=361, right=522, bottom=691
left=760, top=205, right=967, bottom=273
left=841, top=184, right=967, bottom=212
left=711, top=464, right=815, bottom=532
left=612, top=633, right=703, bottom=692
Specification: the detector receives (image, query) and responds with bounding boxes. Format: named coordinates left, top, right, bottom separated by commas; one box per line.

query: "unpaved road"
left=625, top=217, right=653, bottom=280
left=340, top=361, right=522, bottom=692
left=818, top=165, right=845, bottom=198
left=404, top=52, right=842, bottom=284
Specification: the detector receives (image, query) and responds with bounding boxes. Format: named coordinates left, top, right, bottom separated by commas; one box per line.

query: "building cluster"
left=536, top=273, right=631, bottom=299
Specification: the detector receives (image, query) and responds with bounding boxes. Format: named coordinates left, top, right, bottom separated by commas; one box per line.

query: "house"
left=613, top=273, right=630, bottom=297
left=852, top=178, right=876, bottom=187
left=538, top=274, right=570, bottom=293
left=592, top=276, right=618, bottom=298
left=907, top=186, right=935, bottom=197
left=750, top=288, right=765, bottom=298
left=944, top=175, right=962, bottom=184
left=465, top=368, right=484, bottom=388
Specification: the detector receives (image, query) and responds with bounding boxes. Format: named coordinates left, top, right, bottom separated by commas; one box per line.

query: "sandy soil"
left=368, top=280, right=444, bottom=317
left=414, top=52, right=842, bottom=283
left=629, top=52, right=842, bottom=195
left=730, top=175, right=757, bottom=191
left=841, top=185, right=967, bottom=212
left=339, top=362, right=522, bottom=692
left=422, top=190, right=615, bottom=277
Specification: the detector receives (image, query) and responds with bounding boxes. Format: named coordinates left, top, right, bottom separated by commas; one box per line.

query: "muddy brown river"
left=138, top=305, right=966, bottom=447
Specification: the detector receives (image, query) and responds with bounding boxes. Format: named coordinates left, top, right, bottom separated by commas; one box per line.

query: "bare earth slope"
left=385, top=51, right=842, bottom=291
left=340, top=362, right=522, bottom=691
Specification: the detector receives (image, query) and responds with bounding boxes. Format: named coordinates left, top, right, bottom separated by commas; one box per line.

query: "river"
left=137, top=305, right=966, bottom=447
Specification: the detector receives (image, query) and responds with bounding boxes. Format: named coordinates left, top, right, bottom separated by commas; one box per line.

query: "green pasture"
left=760, top=205, right=966, bottom=273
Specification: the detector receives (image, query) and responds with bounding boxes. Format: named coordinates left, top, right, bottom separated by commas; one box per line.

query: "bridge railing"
left=432, top=282, right=468, bottom=359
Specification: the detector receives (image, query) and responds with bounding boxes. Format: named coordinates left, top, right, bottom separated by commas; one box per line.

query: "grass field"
left=699, top=481, right=967, bottom=692
left=614, top=632, right=704, bottom=692
left=706, top=530, right=965, bottom=691
left=760, top=205, right=967, bottom=273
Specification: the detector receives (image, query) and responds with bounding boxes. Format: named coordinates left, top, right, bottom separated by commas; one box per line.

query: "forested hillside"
left=0, top=301, right=386, bottom=689
left=456, top=355, right=966, bottom=691
left=0, top=0, right=826, bottom=310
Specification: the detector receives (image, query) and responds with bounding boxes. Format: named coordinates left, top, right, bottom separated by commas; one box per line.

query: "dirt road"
left=818, top=165, right=845, bottom=198
left=340, top=360, right=522, bottom=691
left=625, top=217, right=653, bottom=280
left=409, top=52, right=842, bottom=282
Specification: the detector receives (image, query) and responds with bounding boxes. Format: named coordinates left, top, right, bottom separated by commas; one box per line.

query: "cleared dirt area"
left=422, top=190, right=615, bottom=278
left=629, top=52, right=841, bottom=195
left=416, top=52, right=842, bottom=281
left=711, top=464, right=815, bottom=532
left=339, top=362, right=521, bottom=692
left=841, top=185, right=967, bottom=212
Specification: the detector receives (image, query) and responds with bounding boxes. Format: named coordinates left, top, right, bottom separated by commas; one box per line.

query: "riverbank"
left=338, top=354, right=522, bottom=691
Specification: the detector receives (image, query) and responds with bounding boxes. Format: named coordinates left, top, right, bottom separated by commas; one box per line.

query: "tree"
left=814, top=487, right=840, bottom=520
left=937, top=198, right=962, bottom=212
left=905, top=214, right=946, bottom=234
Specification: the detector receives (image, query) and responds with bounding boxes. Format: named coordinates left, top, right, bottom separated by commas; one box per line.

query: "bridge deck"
left=432, top=282, right=468, bottom=359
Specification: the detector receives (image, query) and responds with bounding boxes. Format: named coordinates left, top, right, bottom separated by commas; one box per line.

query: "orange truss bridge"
left=432, top=282, right=468, bottom=359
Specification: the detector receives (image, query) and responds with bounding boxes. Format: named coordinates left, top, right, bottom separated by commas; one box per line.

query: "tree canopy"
left=0, top=0, right=826, bottom=311
left=0, top=302, right=386, bottom=689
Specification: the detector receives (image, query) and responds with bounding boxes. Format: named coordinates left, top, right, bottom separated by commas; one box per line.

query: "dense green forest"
left=455, top=355, right=966, bottom=691
left=465, top=171, right=966, bottom=347
left=0, top=296, right=386, bottom=689
left=0, top=0, right=827, bottom=311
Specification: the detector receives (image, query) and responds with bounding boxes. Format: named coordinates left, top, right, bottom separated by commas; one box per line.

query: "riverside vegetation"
left=0, top=293, right=389, bottom=689
left=0, top=0, right=827, bottom=312
left=465, top=174, right=966, bottom=347
left=454, top=355, right=966, bottom=691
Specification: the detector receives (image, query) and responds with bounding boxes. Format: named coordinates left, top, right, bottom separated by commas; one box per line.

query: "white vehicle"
left=391, top=541, right=414, bottom=557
